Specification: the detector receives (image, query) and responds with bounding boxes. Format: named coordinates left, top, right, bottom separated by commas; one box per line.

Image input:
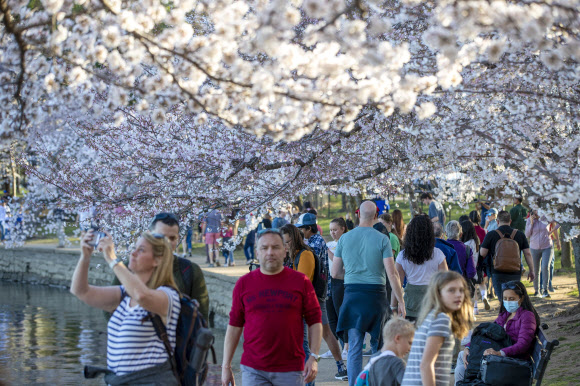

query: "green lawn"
left=312, top=195, right=479, bottom=236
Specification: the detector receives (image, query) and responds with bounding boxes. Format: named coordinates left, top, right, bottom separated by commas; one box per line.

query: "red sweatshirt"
left=229, top=267, right=321, bottom=372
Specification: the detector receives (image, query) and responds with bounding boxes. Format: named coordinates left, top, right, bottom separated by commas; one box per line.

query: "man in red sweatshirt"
left=221, top=229, right=323, bottom=385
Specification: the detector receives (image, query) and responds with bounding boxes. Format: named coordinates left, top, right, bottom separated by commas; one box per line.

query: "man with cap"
left=484, top=208, right=499, bottom=232
left=296, top=213, right=348, bottom=381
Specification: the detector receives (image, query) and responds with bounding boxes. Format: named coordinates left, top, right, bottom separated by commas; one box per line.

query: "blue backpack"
left=149, top=294, right=215, bottom=386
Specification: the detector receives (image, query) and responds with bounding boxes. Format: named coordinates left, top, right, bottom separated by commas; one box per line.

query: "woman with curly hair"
left=392, top=215, right=448, bottom=321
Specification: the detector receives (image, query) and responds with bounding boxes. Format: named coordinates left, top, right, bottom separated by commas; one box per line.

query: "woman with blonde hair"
left=71, top=230, right=180, bottom=384
left=402, top=271, right=473, bottom=386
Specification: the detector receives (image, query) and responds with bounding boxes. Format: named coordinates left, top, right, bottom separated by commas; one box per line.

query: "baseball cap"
left=296, top=213, right=317, bottom=227
left=487, top=208, right=498, bottom=215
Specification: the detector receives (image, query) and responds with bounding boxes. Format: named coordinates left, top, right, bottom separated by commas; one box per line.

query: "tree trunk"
left=561, top=238, right=573, bottom=268
left=405, top=184, right=420, bottom=216
left=341, top=194, right=347, bottom=211
left=561, top=217, right=580, bottom=302
left=348, top=195, right=358, bottom=224
left=10, top=154, right=17, bottom=196
left=573, top=236, right=580, bottom=302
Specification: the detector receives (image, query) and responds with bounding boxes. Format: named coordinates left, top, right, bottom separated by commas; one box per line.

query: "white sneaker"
left=342, top=349, right=348, bottom=361
left=320, top=350, right=333, bottom=359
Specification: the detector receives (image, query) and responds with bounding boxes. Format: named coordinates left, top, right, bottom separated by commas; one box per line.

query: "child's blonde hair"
left=383, top=316, right=415, bottom=343
left=417, top=271, right=473, bottom=339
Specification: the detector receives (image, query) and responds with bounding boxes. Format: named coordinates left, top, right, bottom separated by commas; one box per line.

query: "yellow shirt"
left=293, top=250, right=315, bottom=283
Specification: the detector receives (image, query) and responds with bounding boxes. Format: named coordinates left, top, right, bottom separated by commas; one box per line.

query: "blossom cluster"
left=0, top=0, right=578, bottom=244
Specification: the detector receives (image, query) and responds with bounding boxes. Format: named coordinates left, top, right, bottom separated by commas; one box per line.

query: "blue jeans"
left=244, top=244, right=255, bottom=261
left=223, top=250, right=234, bottom=264
left=347, top=329, right=363, bottom=386
left=540, top=253, right=555, bottom=290
left=532, top=247, right=553, bottom=292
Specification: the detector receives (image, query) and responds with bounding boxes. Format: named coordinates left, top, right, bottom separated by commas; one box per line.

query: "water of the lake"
left=0, top=281, right=236, bottom=385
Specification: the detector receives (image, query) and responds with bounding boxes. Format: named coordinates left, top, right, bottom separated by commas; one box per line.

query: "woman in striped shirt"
left=71, top=230, right=180, bottom=384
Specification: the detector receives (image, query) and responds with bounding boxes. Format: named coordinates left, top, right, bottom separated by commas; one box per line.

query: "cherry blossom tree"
left=2, top=0, right=580, bottom=289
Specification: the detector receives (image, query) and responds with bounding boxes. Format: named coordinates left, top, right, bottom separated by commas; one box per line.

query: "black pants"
left=326, top=278, right=347, bottom=344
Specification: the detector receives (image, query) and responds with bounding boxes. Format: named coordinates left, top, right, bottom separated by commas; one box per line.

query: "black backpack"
left=149, top=295, right=216, bottom=386
left=464, top=322, right=512, bottom=381
left=294, top=249, right=327, bottom=299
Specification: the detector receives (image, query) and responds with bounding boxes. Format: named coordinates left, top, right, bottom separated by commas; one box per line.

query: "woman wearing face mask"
left=454, top=280, right=540, bottom=384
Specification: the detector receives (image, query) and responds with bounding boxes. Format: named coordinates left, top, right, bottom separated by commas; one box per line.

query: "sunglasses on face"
left=151, top=232, right=166, bottom=239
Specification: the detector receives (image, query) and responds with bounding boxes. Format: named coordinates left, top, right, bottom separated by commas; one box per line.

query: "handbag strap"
left=148, top=313, right=179, bottom=381
left=294, top=249, right=305, bottom=269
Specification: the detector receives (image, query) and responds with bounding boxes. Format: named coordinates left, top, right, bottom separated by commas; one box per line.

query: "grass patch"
left=558, top=336, right=567, bottom=341
left=522, top=280, right=533, bottom=288
left=557, top=267, right=576, bottom=275
left=567, top=289, right=579, bottom=297
left=567, top=341, right=580, bottom=350
left=307, top=195, right=478, bottom=235
left=547, top=378, right=580, bottom=386
left=27, top=237, right=80, bottom=245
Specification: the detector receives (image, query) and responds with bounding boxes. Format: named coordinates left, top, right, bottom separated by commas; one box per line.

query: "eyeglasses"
left=153, top=212, right=179, bottom=222
left=150, top=232, right=166, bottom=239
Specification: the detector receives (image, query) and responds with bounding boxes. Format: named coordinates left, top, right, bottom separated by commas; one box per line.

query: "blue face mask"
left=504, top=300, right=520, bottom=313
